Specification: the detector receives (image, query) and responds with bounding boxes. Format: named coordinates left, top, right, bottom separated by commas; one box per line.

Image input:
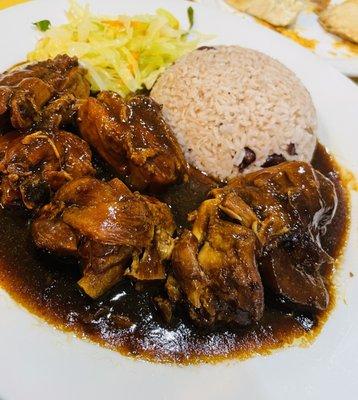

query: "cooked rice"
left=151, top=45, right=317, bottom=180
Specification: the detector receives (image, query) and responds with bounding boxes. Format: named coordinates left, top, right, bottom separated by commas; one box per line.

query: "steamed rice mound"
left=151, top=45, right=317, bottom=180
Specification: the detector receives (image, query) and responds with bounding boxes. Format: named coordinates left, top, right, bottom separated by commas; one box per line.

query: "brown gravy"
left=0, top=143, right=349, bottom=364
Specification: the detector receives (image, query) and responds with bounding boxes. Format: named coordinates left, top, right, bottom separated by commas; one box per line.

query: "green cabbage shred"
left=28, top=0, right=202, bottom=96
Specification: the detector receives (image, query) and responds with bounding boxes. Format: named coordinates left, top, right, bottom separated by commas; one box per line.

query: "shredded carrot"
left=102, top=20, right=124, bottom=29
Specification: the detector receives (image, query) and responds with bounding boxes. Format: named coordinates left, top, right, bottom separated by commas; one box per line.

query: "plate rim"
left=0, top=1, right=357, bottom=399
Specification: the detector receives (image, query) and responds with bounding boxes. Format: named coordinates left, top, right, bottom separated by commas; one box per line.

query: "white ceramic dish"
left=0, top=1, right=357, bottom=399
left=200, top=0, right=358, bottom=77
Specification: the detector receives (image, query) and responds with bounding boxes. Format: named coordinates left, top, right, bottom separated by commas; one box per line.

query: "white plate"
left=200, top=0, right=358, bottom=77
left=0, top=1, right=357, bottom=399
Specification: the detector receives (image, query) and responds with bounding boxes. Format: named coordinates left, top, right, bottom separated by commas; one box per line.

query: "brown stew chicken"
left=0, top=56, right=348, bottom=363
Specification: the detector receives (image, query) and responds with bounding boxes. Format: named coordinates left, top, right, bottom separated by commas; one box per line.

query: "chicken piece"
left=78, top=243, right=133, bottom=299
left=260, top=237, right=330, bottom=310
left=169, top=198, right=264, bottom=327
left=319, top=0, right=358, bottom=44
left=77, top=91, right=188, bottom=190
left=212, top=161, right=337, bottom=311
left=32, top=218, right=78, bottom=255
left=0, top=55, right=90, bottom=131
left=40, top=93, right=79, bottom=131
left=226, top=0, right=304, bottom=27
left=32, top=177, right=176, bottom=298
left=128, top=195, right=176, bottom=280
left=167, top=161, right=337, bottom=326
left=0, top=130, right=95, bottom=209
left=214, top=161, right=337, bottom=243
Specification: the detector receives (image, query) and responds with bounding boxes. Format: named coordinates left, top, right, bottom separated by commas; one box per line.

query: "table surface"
left=1, top=0, right=357, bottom=84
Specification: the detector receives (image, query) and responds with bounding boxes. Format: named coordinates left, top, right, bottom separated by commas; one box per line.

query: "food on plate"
left=319, top=0, right=358, bottom=44
left=0, top=4, right=350, bottom=363
left=164, top=161, right=336, bottom=327
left=151, top=46, right=317, bottom=180
left=32, top=176, right=175, bottom=298
left=0, top=55, right=89, bottom=131
left=212, top=161, right=337, bottom=311
left=225, top=0, right=304, bottom=27
left=28, top=0, right=201, bottom=96
left=168, top=210, right=264, bottom=327
left=78, top=92, right=188, bottom=190
left=0, top=130, right=94, bottom=209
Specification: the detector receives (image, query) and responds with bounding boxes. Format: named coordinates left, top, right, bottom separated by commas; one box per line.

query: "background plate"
left=200, top=0, right=358, bottom=77
left=0, top=1, right=357, bottom=399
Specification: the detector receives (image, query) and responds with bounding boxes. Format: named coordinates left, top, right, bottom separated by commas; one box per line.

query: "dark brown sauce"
left=0, top=143, right=350, bottom=364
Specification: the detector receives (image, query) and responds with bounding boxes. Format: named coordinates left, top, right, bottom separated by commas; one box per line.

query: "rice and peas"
left=151, top=45, right=317, bottom=180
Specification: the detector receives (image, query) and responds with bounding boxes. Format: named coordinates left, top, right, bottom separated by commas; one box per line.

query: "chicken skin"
left=0, top=130, right=95, bottom=209
left=166, top=161, right=337, bottom=327
left=78, top=91, right=188, bottom=190
left=0, top=55, right=90, bottom=131
left=32, top=177, right=176, bottom=298
left=211, top=161, right=337, bottom=311
left=169, top=205, right=264, bottom=326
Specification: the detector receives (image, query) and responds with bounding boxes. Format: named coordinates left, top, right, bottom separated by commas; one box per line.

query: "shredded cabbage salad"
left=28, top=0, right=202, bottom=96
